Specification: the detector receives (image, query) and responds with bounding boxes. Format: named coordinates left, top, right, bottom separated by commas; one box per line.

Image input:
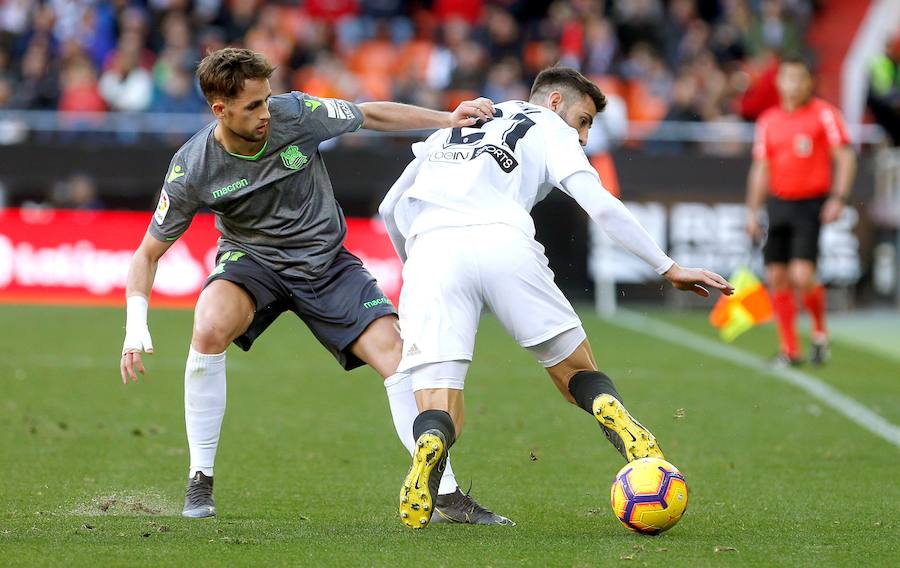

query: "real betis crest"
left=280, top=145, right=308, bottom=170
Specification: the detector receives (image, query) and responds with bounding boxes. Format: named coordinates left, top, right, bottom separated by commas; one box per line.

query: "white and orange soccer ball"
left=610, top=457, right=688, bottom=535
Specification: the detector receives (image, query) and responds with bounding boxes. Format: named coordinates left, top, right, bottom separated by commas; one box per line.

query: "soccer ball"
left=610, top=457, right=688, bottom=535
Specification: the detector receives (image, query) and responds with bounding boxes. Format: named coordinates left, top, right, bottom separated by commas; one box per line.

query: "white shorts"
left=397, top=224, right=583, bottom=375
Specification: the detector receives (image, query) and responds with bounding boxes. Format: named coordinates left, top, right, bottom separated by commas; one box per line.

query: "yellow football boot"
left=593, top=394, right=665, bottom=462
left=399, top=430, right=447, bottom=529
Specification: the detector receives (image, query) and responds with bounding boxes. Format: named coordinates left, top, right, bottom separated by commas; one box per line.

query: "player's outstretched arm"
left=120, top=231, right=174, bottom=384
left=358, top=98, right=494, bottom=131
left=560, top=171, right=734, bottom=298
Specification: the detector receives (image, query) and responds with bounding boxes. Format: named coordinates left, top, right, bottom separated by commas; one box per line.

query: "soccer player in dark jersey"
left=746, top=57, right=856, bottom=367
left=118, top=48, right=511, bottom=524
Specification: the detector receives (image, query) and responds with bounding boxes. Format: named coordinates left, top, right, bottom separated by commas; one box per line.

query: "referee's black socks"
left=413, top=409, right=456, bottom=448
left=568, top=370, right=622, bottom=415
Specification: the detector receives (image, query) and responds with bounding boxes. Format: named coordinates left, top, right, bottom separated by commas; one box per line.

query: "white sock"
left=384, top=372, right=459, bottom=495
left=185, top=346, right=226, bottom=478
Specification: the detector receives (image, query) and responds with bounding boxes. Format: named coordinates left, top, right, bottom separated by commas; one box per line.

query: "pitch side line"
left=608, top=309, right=900, bottom=450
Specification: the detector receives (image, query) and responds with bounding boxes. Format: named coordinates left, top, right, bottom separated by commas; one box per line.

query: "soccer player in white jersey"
left=379, top=66, right=734, bottom=528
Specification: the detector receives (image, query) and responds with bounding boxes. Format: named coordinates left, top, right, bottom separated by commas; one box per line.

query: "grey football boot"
left=431, top=488, right=516, bottom=526
left=182, top=471, right=216, bottom=518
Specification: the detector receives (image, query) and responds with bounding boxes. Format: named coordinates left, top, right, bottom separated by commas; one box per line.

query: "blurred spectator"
left=613, top=0, right=663, bottom=55
left=484, top=6, right=520, bottom=61
left=50, top=173, right=104, bottom=210
left=12, top=38, right=59, bottom=109
left=222, top=0, right=259, bottom=44
left=665, top=70, right=704, bottom=123
left=99, top=34, right=153, bottom=112
left=58, top=54, right=104, bottom=113
left=149, top=65, right=207, bottom=114
left=0, top=74, right=28, bottom=144
left=737, top=51, right=781, bottom=121
left=585, top=86, right=628, bottom=196
left=743, top=0, right=802, bottom=58
left=0, top=0, right=34, bottom=48
left=244, top=5, right=294, bottom=67
left=434, top=0, right=484, bottom=25
left=582, top=16, right=617, bottom=76
left=152, top=11, right=199, bottom=90
left=867, top=35, right=900, bottom=146
left=449, top=39, right=487, bottom=93
left=0, top=0, right=826, bottom=148
left=0, top=74, right=10, bottom=107
left=662, top=0, right=697, bottom=69
left=482, top=57, right=528, bottom=102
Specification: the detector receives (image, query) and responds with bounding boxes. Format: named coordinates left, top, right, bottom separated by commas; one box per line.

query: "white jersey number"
left=443, top=109, right=537, bottom=173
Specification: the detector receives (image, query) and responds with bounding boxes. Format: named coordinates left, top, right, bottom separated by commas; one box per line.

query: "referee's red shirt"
left=752, top=97, right=850, bottom=200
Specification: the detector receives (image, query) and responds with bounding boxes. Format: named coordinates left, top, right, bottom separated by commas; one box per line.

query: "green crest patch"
left=280, top=145, right=309, bottom=170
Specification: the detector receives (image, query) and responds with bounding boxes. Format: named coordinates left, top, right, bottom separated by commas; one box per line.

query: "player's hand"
left=120, top=326, right=154, bottom=384
left=449, top=97, right=494, bottom=127
left=663, top=264, right=734, bottom=298
left=820, top=196, right=844, bottom=224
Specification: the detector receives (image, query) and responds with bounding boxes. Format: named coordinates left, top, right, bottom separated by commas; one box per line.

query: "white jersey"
left=380, top=100, right=597, bottom=257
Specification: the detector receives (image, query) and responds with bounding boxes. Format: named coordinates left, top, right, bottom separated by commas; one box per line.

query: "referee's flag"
left=709, top=267, right=773, bottom=342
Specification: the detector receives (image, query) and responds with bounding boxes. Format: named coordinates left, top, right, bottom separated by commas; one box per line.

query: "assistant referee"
left=745, top=56, right=856, bottom=366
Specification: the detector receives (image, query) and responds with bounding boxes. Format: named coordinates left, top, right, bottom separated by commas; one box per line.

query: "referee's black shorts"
left=763, top=195, right=826, bottom=265
left=205, top=247, right=396, bottom=370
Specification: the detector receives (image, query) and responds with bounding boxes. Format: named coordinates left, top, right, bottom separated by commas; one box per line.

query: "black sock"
left=568, top=370, right=622, bottom=415
left=413, top=409, right=456, bottom=448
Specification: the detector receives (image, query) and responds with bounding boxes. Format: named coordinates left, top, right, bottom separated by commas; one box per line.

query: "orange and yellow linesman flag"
left=709, top=267, right=773, bottom=342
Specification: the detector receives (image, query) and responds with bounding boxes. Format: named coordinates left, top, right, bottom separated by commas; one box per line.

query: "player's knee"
left=767, top=270, right=789, bottom=291
left=788, top=266, right=816, bottom=291
left=191, top=321, right=234, bottom=353
left=382, top=328, right=403, bottom=359
left=352, top=317, right=403, bottom=377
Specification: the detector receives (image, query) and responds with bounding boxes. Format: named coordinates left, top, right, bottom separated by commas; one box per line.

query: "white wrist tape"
left=125, top=295, right=149, bottom=333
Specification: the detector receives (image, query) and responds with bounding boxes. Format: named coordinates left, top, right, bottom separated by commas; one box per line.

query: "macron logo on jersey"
left=212, top=178, right=249, bottom=199
left=167, top=164, right=185, bottom=183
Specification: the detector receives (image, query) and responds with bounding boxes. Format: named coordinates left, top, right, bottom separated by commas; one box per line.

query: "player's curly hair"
left=529, top=66, right=607, bottom=113
left=196, top=48, right=275, bottom=104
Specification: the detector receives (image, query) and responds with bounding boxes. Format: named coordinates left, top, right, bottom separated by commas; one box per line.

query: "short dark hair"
left=196, top=48, right=275, bottom=103
left=779, top=54, right=816, bottom=75
left=529, top=66, right=607, bottom=113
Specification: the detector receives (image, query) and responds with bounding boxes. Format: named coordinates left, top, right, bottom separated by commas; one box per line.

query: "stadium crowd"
left=0, top=0, right=818, bottom=126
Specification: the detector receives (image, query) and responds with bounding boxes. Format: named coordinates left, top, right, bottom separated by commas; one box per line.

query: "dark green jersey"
left=149, top=92, right=364, bottom=277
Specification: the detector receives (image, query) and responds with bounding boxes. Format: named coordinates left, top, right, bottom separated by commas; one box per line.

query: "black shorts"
left=763, top=196, right=826, bottom=265
left=205, top=247, right=397, bottom=370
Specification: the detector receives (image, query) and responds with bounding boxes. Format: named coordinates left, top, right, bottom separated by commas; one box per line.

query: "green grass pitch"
left=1, top=304, right=898, bottom=566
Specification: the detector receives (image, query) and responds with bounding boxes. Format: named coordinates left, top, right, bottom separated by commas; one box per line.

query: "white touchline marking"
left=608, top=309, right=900, bottom=450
